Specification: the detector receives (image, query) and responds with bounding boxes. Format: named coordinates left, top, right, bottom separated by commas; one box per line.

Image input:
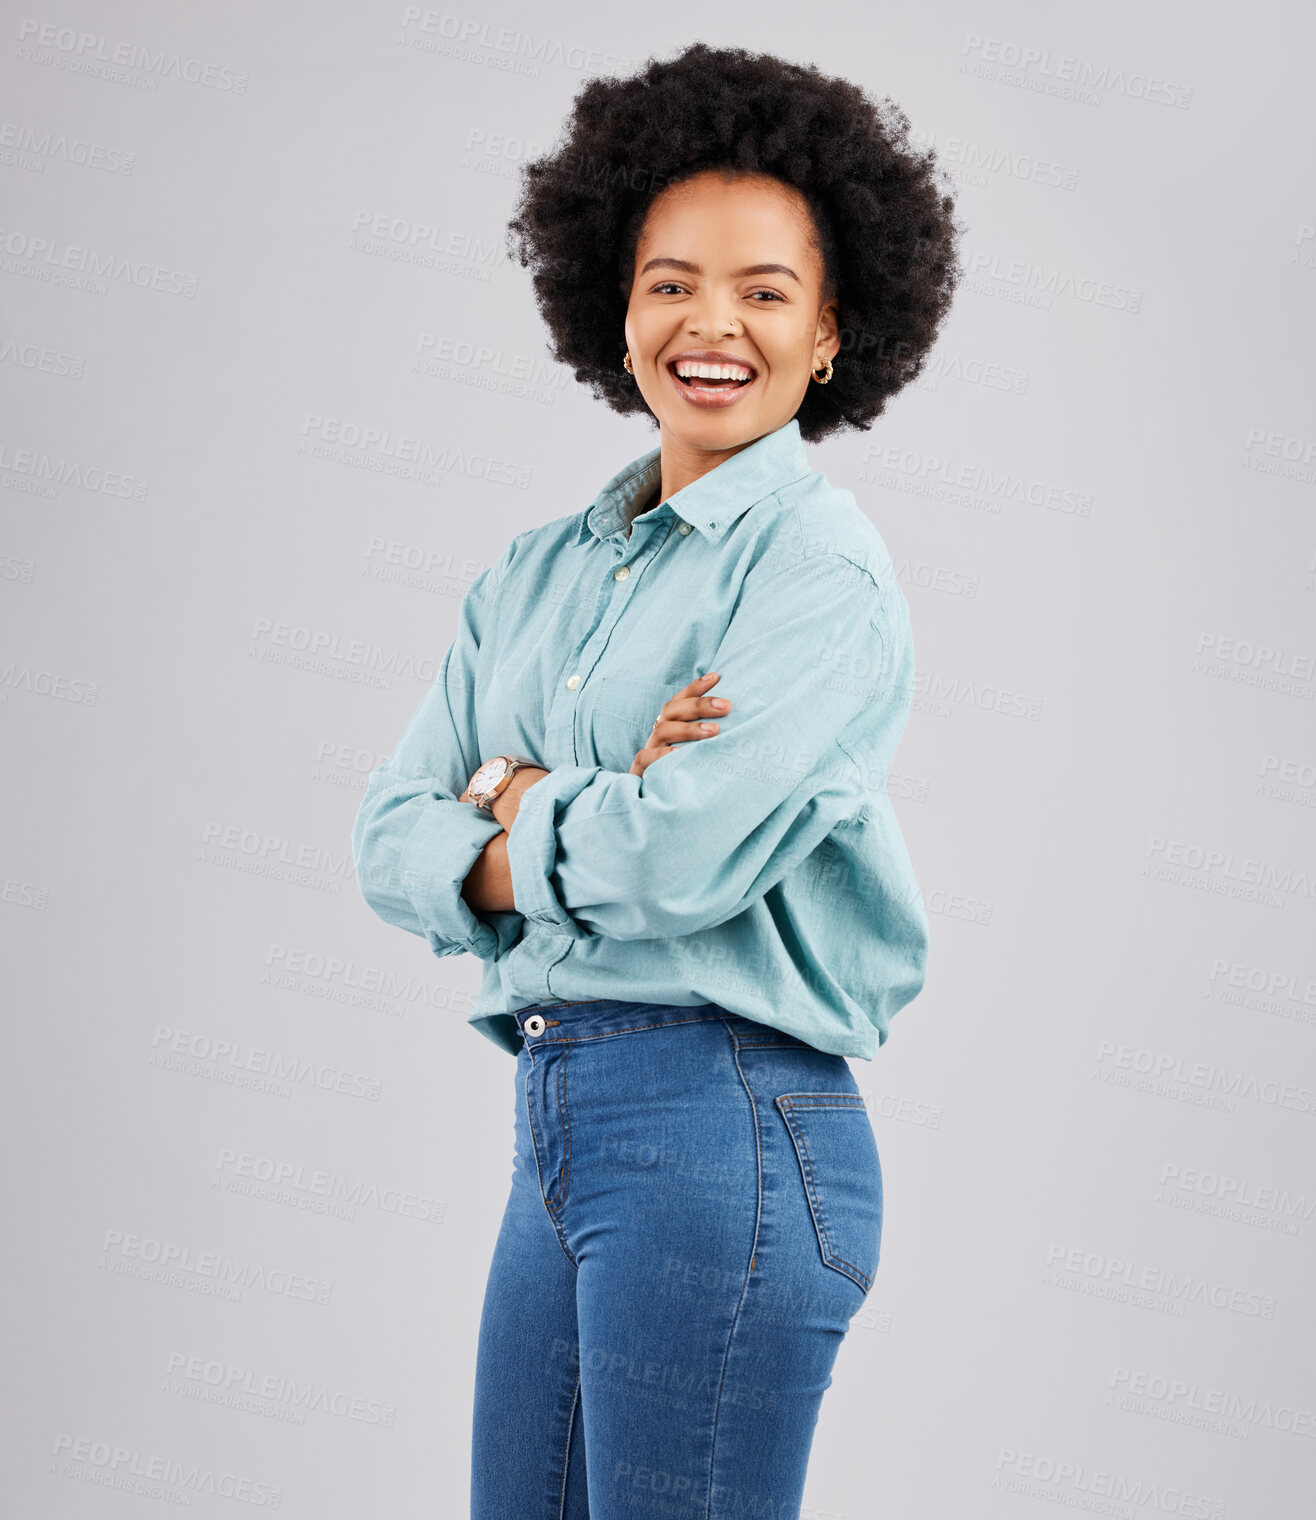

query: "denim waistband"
left=512, top=998, right=733, bottom=1046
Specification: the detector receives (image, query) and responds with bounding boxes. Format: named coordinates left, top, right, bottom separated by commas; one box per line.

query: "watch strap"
left=470, top=753, right=539, bottom=810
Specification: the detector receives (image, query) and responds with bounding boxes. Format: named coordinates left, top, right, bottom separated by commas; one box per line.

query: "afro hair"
left=505, top=41, right=966, bottom=443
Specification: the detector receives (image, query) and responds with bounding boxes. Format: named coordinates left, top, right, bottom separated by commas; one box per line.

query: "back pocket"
left=775, top=1093, right=882, bottom=1294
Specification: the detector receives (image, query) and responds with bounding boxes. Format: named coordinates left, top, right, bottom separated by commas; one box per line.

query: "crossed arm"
left=458, top=672, right=731, bottom=912
left=458, top=767, right=543, bottom=913
left=353, top=552, right=898, bottom=951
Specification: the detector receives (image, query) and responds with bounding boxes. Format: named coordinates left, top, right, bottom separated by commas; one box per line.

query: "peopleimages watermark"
left=49, top=1433, right=278, bottom=1506
left=397, top=8, right=642, bottom=75
left=15, top=18, right=250, bottom=93
left=991, top=1445, right=1226, bottom=1516
left=98, top=1226, right=335, bottom=1305
left=959, top=33, right=1192, bottom=109
left=0, top=227, right=198, bottom=297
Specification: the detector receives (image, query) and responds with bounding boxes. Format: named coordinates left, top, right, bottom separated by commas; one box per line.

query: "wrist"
left=490, top=765, right=549, bottom=831
left=465, top=753, right=540, bottom=815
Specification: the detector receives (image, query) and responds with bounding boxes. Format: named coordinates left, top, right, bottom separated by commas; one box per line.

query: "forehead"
left=638, top=171, right=815, bottom=250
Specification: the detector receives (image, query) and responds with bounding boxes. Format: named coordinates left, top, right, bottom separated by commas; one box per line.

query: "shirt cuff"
left=398, top=797, right=506, bottom=959
left=504, top=765, right=603, bottom=937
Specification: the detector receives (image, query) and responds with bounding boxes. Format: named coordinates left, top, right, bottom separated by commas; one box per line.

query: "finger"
left=630, top=742, right=675, bottom=777
left=651, top=674, right=724, bottom=733
left=675, top=671, right=721, bottom=699
left=657, top=694, right=732, bottom=727
left=652, top=717, right=719, bottom=746
left=689, top=692, right=732, bottom=717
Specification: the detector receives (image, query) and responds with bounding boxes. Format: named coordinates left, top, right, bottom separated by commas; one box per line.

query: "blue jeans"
left=471, top=999, right=883, bottom=1519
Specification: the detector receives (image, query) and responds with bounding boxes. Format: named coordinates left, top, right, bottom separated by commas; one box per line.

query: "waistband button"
left=523, top=1014, right=547, bottom=1037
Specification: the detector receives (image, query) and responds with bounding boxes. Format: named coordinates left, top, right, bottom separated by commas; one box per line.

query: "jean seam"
left=549, top=1041, right=574, bottom=1211
left=781, top=1097, right=865, bottom=1109
left=704, top=1019, right=764, bottom=1519
left=557, top=1368, right=582, bottom=1519
left=523, top=1048, right=578, bottom=1268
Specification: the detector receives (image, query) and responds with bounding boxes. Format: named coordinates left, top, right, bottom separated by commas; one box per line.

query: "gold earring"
left=623, top=351, right=634, bottom=374
left=811, top=358, right=834, bottom=384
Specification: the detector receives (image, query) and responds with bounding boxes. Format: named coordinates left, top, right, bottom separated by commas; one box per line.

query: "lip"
left=665, top=350, right=760, bottom=410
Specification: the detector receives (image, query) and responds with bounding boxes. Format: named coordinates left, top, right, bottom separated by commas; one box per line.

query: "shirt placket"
left=545, top=512, right=675, bottom=766
left=506, top=509, right=675, bottom=1004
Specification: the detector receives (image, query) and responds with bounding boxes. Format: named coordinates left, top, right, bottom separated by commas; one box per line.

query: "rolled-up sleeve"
left=351, top=557, right=509, bottom=961
left=504, top=553, right=899, bottom=942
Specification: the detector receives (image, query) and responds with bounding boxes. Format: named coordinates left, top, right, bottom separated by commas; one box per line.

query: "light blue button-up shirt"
left=351, top=416, right=929, bottom=1058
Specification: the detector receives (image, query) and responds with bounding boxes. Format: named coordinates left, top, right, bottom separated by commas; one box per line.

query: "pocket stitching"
left=592, top=674, right=679, bottom=718
left=776, top=1094, right=874, bottom=1293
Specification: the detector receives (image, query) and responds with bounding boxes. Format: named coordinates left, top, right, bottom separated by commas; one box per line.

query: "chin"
left=662, top=403, right=784, bottom=437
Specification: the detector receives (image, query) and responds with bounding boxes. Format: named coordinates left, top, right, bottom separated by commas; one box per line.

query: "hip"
left=508, top=997, right=883, bottom=1296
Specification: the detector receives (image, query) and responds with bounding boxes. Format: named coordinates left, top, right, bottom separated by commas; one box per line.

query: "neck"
left=656, top=428, right=760, bottom=505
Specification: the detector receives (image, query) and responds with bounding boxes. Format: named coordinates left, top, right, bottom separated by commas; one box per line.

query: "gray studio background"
left=4, top=1, right=1314, bottom=1515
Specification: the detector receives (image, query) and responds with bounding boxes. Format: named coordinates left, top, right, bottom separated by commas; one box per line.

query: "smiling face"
left=623, top=169, right=839, bottom=465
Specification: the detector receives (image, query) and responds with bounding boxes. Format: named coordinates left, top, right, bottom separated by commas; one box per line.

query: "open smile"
left=665, top=358, right=759, bottom=410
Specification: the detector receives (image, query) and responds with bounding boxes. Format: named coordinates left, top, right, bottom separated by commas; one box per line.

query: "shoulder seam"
left=488, top=527, right=534, bottom=605
left=752, top=546, right=890, bottom=612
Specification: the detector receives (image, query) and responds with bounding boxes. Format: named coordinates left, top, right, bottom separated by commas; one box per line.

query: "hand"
left=630, top=672, right=732, bottom=778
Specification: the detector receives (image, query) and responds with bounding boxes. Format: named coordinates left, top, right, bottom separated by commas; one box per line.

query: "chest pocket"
left=584, top=673, right=682, bottom=774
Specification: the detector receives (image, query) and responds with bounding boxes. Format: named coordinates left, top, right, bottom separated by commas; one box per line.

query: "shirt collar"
left=574, top=417, right=811, bottom=546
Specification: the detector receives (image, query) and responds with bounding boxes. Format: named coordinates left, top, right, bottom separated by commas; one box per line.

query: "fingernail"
left=712, top=698, right=728, bottom=710
left=700, top=722, right=718, bottom=732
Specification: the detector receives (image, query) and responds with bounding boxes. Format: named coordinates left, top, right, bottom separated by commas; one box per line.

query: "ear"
left=815, top=297, right=841, bottom=367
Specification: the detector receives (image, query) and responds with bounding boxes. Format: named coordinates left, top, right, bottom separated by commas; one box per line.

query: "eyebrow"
left=638, top=256, right=801, bottom=284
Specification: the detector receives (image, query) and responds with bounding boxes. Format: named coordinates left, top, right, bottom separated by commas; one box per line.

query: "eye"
left=651, top=281, right=687, bottom=295
left=748, top=289, right=785, bottom=302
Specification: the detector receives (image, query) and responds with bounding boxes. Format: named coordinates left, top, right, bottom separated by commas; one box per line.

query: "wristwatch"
left=466, top=754, right=540, bottom=812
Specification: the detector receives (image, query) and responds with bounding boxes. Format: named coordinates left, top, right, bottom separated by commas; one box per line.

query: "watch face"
left=471, top=757, right=509, bottom=794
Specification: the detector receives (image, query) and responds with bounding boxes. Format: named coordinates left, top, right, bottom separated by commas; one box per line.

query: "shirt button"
left=677, top=522, right=692, bottom=534
left=566, top=673, right=580, bottom=689
left=613, top=565, right=630, bottom=581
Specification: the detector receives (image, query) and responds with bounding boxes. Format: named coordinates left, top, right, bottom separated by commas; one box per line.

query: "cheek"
left=759, top=346, right=811, bottom=386
left=626, top=302, right=663, bottom=341
left=759, top=323, right=816, bottom=376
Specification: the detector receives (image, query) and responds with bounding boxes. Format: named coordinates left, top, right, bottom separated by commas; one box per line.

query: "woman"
left=352, top=41, right=962, bottom=1518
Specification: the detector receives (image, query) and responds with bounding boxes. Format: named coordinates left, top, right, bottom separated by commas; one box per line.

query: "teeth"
left=674, top=361, right=753, bottom=382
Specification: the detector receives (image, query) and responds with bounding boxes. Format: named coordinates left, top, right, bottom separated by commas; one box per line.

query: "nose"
left=687, top=290, right=741, bottom=342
